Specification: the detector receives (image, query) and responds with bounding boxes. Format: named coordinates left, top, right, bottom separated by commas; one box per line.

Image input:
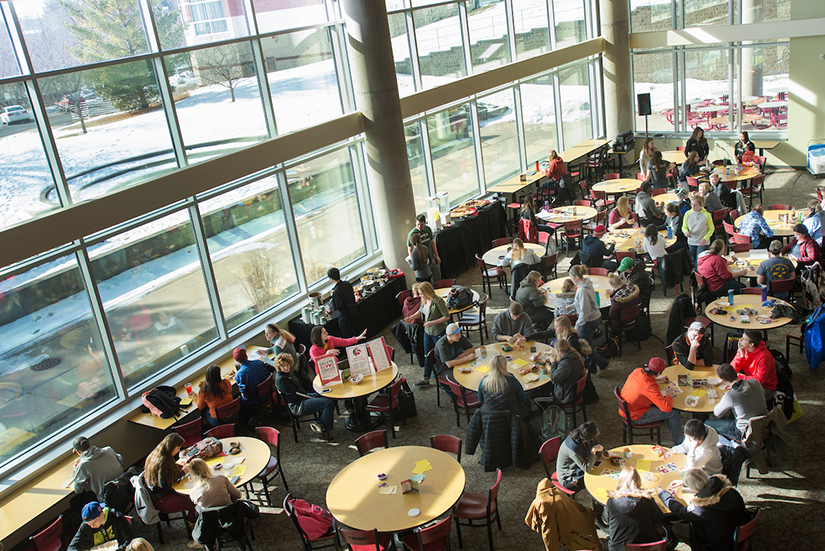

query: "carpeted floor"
left=133, top=167, right=825, bottom=551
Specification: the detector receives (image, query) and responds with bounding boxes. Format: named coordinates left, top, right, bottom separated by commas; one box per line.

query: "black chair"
left=194, top=501, right=258, bottom=551
left=273, top=387, right=321, bottom=443
left=614, top=387, right=662, bottom=445
left=283, top=494, right=340, bottom=550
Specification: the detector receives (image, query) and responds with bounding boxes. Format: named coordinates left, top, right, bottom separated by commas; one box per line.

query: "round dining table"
left=659, top=150, right=686, bottom=165
left=733, top=209, right=796, bottom=238
left=711, top=166, right=760, bottom=185
left=452, top=341, right=554, bottom=393
left=482, top=242, right=546, bottom=266
left=703, top=294, right=794, bottom=332
left=603, top=227, right=675, bottom=253
left=658, top=364, right=730, bottom=414
left=584, top=444, right=688, bottom=513
left=435, top=287, right=480, bottom=316
left=536, top=205, right=599, bottom=224
left=313, top=363, right=398, bottom=432
left=592, top=179, right=641, bottom=197
left=656, top=192, right=681, bottom=204
left=541, top=274, right=612, bottom=309
left=172, top=437, right=271, bottom=494
left=728, top=251, right=796, bottom=279
left=326, top=446, right=465, bottom=532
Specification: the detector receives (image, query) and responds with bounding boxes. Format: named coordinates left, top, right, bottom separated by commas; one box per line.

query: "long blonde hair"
left=615, top=196, right=630, bottom=219
left=188, top=458, right=213, bottom=487
left=511, top=238, right=527, bottom=261
left=418, top=281, right=435, bottom=300
left=609, top=467, right=654, bottom=499
left=555, top=338, right=584, bottom=368
left=482, top=354, right=510, bottom=395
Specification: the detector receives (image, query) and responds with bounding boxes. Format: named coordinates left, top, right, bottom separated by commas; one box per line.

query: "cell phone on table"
left=321, top=388, right=332, bottom=393
left=593, top=460, right=603, bottom=468
left=530, top=346, right=536, bottom=353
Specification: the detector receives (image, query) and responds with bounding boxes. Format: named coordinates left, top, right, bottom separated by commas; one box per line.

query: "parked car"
left=1, top=105, right=34, bottom=124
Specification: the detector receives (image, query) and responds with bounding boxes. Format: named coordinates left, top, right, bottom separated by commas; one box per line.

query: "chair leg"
left=157, top=523, right=164, bottom=545
left=487, top=519, right=494, bottom=551
left=455, top=515, right=464, bottom=548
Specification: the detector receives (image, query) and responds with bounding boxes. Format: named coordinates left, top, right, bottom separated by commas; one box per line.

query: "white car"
left=1, top=105, right=34, bottom=125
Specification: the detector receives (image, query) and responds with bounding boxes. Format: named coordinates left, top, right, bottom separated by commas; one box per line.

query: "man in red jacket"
left=619, top=358, right=684, bottom=444
left=731, top=329, right=777, bottom=399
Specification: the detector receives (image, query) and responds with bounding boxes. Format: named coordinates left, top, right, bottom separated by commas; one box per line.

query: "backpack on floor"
left=540, top=405, right=568, bottom=441
left=595, top=336, right=621, bottom=359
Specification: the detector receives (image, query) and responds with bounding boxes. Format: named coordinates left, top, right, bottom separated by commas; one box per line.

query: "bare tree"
left=195, top=44, right=246, bottom=102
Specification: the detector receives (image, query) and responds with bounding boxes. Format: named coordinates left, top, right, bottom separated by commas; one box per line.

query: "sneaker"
left=309, top=421, right=324, bottom=436
left=321, top=430, right=334, bottom=441
left=187, top=541, right=205, bottom=549
left=414, top=379, right=430, bottom=387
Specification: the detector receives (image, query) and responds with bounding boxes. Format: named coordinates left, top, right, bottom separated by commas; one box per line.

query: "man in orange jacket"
left=619, top=357, right=684, bottom=445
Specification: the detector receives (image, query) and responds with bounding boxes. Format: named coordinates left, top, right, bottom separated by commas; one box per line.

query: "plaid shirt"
left=737, top=211, right=773, bottom=247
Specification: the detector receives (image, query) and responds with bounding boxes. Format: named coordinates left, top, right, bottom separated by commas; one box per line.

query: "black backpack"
left=141, top=385, right=181, bottom=419
left=101, top=466, right=139, bottom=514
left=769, top=348, right=795, bottom=420
left=446, top=285, right=473, bottom=310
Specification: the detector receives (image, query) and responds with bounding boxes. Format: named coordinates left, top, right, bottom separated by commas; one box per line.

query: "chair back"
left=565, top=219, right=583, bottom=232
left=574, top=200, right=591, bottom=207
left=206, top=423, right=235, bottom=439
left=769, top=277, right=795, bottom=296
left=283, top=494, right=327, bottom=543
left=618, top=303, right=641, bottom=329
left=539, top=437, right=561, bottom=479
left=354, top=430, right=389, bottom=456
left=686, top=176, right=699, bottom=189
left=732, top=233, right=751, bottom=245
left=396, top=289, right=412, bottom=309
left=626, top=540, right=668, bottom=551
left=538, top=231, right=551, bottom=248
left=614, top=387, right=632, bottom=422
left=340, top=528, right=384, bottom=551
left=216, top=396, right=241, bottom=421
left=651, top=188, right=665, bottom=196
left=731, top=243, right=752, bottom=253
left=174, top=417, right=203, bottom=448
left=430, top=434, right=462, bottom=462
left=444, top=377, right=474, bottom=407
left=665, top=344, right=676, bottom=365
left=475, top=253, right=488, bottom=272
left=741, top=287, right=763, bottom=295
left=574, top=371, right=588, bottom=402
left=768, top=204, right=791, bottom=210
left=492, top=237, right=511, bottom=248
left=488, top=468, right=503, bottom=505
left=541, top=253, right=558, bottom=279
left=751, top=174, right=765, bottom=189
left=734, top=508, right=761, bottom=550
left=616, top=250, right=637, bottom=263
left=712, top=209, right=727, bottom=223
left=257, top=375, right=274, bottom=401
left=604, top=173, right=620, bottom=180
left=255, top=425, right=281, bottom=448
left=723, top=221, right=736, bottom=236
left=579, top=181, right=590, bottom=198
left=30, top=515, right=63, bottom=551
left=435, top=279, right=456, bottom=289
left=676, top=146, right=686, bottom=151
left=589, top=267, right=609, bottom=277
left=415, top=516, right=452, bottom=549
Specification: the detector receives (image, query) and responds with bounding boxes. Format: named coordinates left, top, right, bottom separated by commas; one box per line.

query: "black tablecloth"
left=288, top=276, right=407, bottom=351
left=435, top=201, right=507, bottom=278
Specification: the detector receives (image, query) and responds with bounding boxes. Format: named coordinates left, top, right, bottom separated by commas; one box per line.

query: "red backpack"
left=289, top=497, right=333, bottom=539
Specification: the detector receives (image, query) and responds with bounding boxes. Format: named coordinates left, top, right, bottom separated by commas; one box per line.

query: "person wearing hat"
left=782, top=223, right=823, bottom=269
left=756, top=240, right=795, bottom=299
left=581, top=224, right=618, bottom=271
left=618, top=358, right=684, bottom=445
left=233, top=347, right=272, bottom=408
left=68, top=501, right=134, bottom=551
left=70, top=436, right=124, bottom=512
left=434, top=323, right=476, bottom=396
left=617, top=256, right=652, bottom=312
left=672, top=321, right=714, bottom=370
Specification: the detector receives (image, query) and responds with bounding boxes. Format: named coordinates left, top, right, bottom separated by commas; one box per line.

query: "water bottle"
left=761, top=285, right=767, bottom=302
left=667, top=224, right=673, bottom=240
left=544, top=200, right=550, bottom=211
left=536, top=161, right=540, bottom=172
left=728, top=289, right=734, bottom=306
left=595, top=292, right=601, bottom=308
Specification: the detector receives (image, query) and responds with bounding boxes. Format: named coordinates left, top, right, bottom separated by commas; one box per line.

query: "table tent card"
left=316, top=353, right=343, bottom=387
left=367, top=337, right=392, bottom=372
left=346, top=343, right=373, bottom=377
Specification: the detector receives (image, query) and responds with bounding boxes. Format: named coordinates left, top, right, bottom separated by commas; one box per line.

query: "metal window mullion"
left=672, top=50, right=679, bottom=132
left=406, top=10, right=423, bottom=91
left=678, top=49, right=686, bottom=133
left=275, top=171, right=309, bottom=294
left=242, top=0, right=260, bottom=36
left=3, top=2, right=29, bottom=75
left=552, top=71, right=565, bottom=153
left=249, top=37, right=279, bottom=138
left=75, top=245, right=128, bottom=400
left=735, top=45, right=742, bottom=134
left=547, top=0, right=557, bottom=49
left=187, top=201, right=228, bottom=340
left=421, top=116, right=437, bottom=195
left=583, top=0, right=594, bottom=40
left=729, top=44, right=736, bottom=134
left=676, top=0, right=682, bottom=29
left=592, top=58, right=604, bottom=137
left=350, top=143, right=377, bottom=253
left=330, top=24, right=355, bottom=114
left=513, top=84, right=527, bottom=170
left=153, top=57, right=189, bottom=167
left=470, top=100, right=485, bottom=192
left=503, top=0, right=517, bottom=63
left=458, top=1, right=472, bottom=75
left=137, top=0, right=160, bottom=52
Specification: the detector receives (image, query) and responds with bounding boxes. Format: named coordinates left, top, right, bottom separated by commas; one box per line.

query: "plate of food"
left=500, top=344, right=513, bottom=352
left=457, top=366, right=471, bottom=374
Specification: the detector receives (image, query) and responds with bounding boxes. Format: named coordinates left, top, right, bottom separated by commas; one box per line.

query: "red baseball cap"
left=646, top=357, right=667, bottom=373
left=594, top=224, right=606, bottom=236
left=233, top=347, right=248, bottom=362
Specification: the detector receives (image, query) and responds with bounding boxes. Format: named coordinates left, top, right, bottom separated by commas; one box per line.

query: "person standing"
left=681, top=195, right=714, bottom=263
left=328, top=267, right=359, bottom=338
left=70, top=436, right=124, bottom=511
left=638, top=137, right=656, bottom=181
left=403, top=281, right=449, bottom=387
left=705, top=363, right=767, bottom=441
left=407, top=232, right=435, bottom=283
left=684, top=126, right=709, bottom=163
left=407, top=214, right=441, bottom=280
left=569, top=265, right=602, bottom=345
left=646, top=150, right=676, bottom=190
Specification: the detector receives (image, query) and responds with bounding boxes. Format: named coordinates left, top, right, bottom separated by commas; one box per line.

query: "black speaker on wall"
left=637, top=93, right=652, bottom=116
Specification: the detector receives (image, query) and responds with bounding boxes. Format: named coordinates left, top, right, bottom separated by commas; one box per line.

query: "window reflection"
left=521, top=74, right=558, bottom=166
left=554, top=0, right=586, bottom=48
left=252, top=0, right=328, bottom=33
left=389, top=12, right=415, bottom=96
left=467, top=0, right=510, bottom=73
left=513, top=0, right=551, bottom=60
left=559, top=64, right=593, bottom=147
left=683, top=0, right=729, bottom=27
left=413, top=5, right=466, bottom=88
left=427, top=104, right=479, bottom=205
left=0, top=11, right=20, bottom=78
left=478, top=89, right=518, bottom=186
left=405, top=121, right=430, bottom=215
left=630, top=0, right=673, bottom=32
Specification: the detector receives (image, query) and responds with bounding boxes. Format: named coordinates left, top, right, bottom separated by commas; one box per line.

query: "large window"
left=467, top=0, right=510, bottom=73
left=478, top=89, right=519, bottom=186
left=405, top=121, right=431, bottom=215
left=513, top=0, right=551, bottom=60
left=559, top=63, right=593, bottom=148
left=633, top=52, right=676, bottom=132
left=521, top=74, right=559, bottom=167
left=189, top=0, right=230, bottom=36
left=427, top=103, right=480, bottom=206
left=413, top=4, right=466, bottom=88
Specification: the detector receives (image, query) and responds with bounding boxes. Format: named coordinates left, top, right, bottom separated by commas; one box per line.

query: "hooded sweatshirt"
left=730, top=341, right=777, bottom=390
left=573, top=278, right=602, bottom=333
left=608, top=284, right=640, bottom=329
left=606, top=493, right=664, bottom=551
left=669, top=426, right=723, bottom=475
left=72, top=446, right=124, bottom=499
left=68, top=507, right=134, bottom=551
left=713, top=378, right=767, bottom=434
left=556, top=434, right=600, bottom=487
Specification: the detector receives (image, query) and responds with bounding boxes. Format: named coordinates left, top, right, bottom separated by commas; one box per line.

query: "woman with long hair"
left=144, top=433, right=198, bottom=524
left=521, top=194, right=553, bottom=236
left=643, top=223, right=667, bottom=266
left=557, top=421, right=603, bottom=491
left=696, top=239, right=746, bottom=297
left=646, top=150, right=675, bottom=189
left=407, top=232, right=434, bottom=283
left=734, top=131, right=754, bottom=163
left=605, top=467, right=665, bottom=551
left=515, top=270, right=553, bottom=330
left=544, top=150, right=567, bottom=188
left=547, top=315, right=608, bottom=373
left=638, top=138, right=656, bottom=181
left=197, top=364, right=235, bottom=427
left=608, top=197, right=636, bottom=230
left=477, top=353, right=528, bottom=415
left=685, top=126, right=709, bottom=162
left=549, top=338, right=586, bottom=407
left=680, top=151, right=701, bottom=184
left=500, top=237, right=541, bottom=268
left=188, top=458, right=241, bottom=509
left=309, top=325, right=367, bottom=373
left=403, top=281, right=449, bottom=386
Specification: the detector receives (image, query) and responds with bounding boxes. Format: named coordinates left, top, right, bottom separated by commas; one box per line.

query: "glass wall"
left=478, top=89, right=519, bottom=184
left=521, top=74, right=559, bottom=166
left=427, top=103, right=480, bottom=205
left=632, top=52, right=676, bottom=132
left=467, top=0, right=511, bottom=73
left=559, top=64, right=593, bottom=148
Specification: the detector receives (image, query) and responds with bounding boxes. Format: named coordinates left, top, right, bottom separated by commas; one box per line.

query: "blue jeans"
left=297, top=393, right=336, bottom=431
left=705, top=418, right=741, bottom=441
left=712, top=278, right=745, bottom=298
left=203, top=408, right=239, bottom=428
left=635, top=405, right=684, bottom=445
left=578, top=318, right=602, bottom=346
left=423, top=331, right=444, bottom=379
left=688, top=244, right=708, bottom=266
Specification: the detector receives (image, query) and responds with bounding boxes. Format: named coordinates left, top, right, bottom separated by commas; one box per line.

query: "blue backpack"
left=803, top=304, right=825, bottom=370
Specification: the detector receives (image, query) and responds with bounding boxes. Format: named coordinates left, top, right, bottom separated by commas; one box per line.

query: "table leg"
left=345, top=395, right=383, bottom=432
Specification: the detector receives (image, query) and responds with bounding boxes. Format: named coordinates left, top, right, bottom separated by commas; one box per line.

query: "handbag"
left=289, top=497, right=333, bottom=540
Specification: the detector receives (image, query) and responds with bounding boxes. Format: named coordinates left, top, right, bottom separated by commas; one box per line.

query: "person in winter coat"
left=525, top=479, right=602, bottom=551
left=705, top=363, right=767, bottom=440
left=273, top=353, right=336, bottom=441
left=672, top=321, right=714, bottom=370
left=606, top=467, right=665, bottom=551
left=697, top=240, right=746, bottom=298
left=658, top=470, right=750, bottom=551
left=557, top=421, right=603, bottom=491
left=553, top=278, right=577, bottom=317
left=68, top=502, right=134, bottom=551
left=569, top=265, right=602, bottom=346
left=582, top=224, right=617, bottom=271
left=730, top=329, right=777, bottom=398
left=618, top=257, right=652, bottom=310
left=71, top=436, right=124, bottom=509
left=477, top=353, right=529, bottom=417
left=516, top=270, right=553, bottom=330
left=619, top=358, right=684, bottom=445
left=549, top=339, right=586, bottom=406
left=607, top=274, right=640, bottom=332
left=665, top=420, right=723, bottom=475
left=682, top=195, right=714, bottom=264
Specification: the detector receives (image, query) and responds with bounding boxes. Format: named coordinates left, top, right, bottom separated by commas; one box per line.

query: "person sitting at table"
left=152, top=310, right=190, bottom=340
left=741, top=143, right=757, bottom=166
left=684, top=126, right=709, bottom=163
left=521, top=194, right=554, bottom=236
left=407, top=214, right=441, bottom=280
left=643, top=223, right=668, bottom=269
left=697, top=239, right=746, bottom=298
left=549, top=338, right=586, bottom=407
left=665, top=419, right=723, bottom=475
left=126, top=538, right=154, bottom=551
left=256, top=323, right=299, bottom=369
left=736, top=204, right=773, bottom=248
left=144, top=433, right=198, bottom=526
left=803, top=199, right=825, bottom=246
left=309, top=326, right=367, bottom=373
left=731, top=329, right=778, bottom=400
left=492, top=301, right=534, bottom=345
left=672, top=321, right=714, bottom=370
left=407, top=232, right=435, bottom=283
left=619, top=357, right=684, bottom=445
left=273, top=353, right=336, bottom=440
left=554, top=278, right=577, bottom=318
left=569, top=265, right=603, bottom=346
left=698, top=182, right=723, bottom=213
left=68, top=501, right=134, bottom=551
left=233, top=347, right=272, bottom=411
left=70, top=436, right=124, bottom=512
left=582, top=224, right=618, bottom=271
left=608, top=197, right=636, bottom=230
left=328, top=268, right=360, bottom=338
left=391, top=283, right=425, bottom=368
left=657, top=470, right=750, bottom=551
left=477, top=353, right=528, bottom=416
left=544, top=150, right=568, bottom=191
left=607, top=273, right=640, bottom=332
left=673, top=187, right=691, bottom=216
left=680, top=152, right=702, bottom=186
left=617, top=256, right=653, bottom=314
left=705, top=363, right=767, bottom=441
left=645, top=150, right=675, bottom=190
left=516, top=270, right=553, bottom=330
left=557, top=421, right=603, bottom=492
left=188, top=458, right=241, bottom=509
left=638, top=137, right=656, bottom=181
left=781, top=223, right=823, bottom=270
left=531, top=315, right=609, bottom=373
left=710, top=173, right=737, bottom=211
left=500, top=237, right=541, bottom=268
left=606, top=467, right=666, bottom=551
left=756, top=240, right=795, bottom=299
left=734, top=131, right=754, bottom=163
left=682, top=195, right=714, bottom=263
left=634, top=181, right=666, bottom=228
left=197, top=365, right=236, bottom=427
left=403, top=281, right=449, bottom=387
left=434, top=322, right=475, bottom=396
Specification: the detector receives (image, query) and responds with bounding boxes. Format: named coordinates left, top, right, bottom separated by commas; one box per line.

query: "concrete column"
left=342, top=0, right=417, bottom=286
left=600, top=0, right=633, bottom=139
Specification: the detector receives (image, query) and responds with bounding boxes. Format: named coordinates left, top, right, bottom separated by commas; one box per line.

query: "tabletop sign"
left=316, top=353, right=342, bottom=387
left=346, top=343, right=373, bottom=377
left=367, top=337, right=392, bottom=372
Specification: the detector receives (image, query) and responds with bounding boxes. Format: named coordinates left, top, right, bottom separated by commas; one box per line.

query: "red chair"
left=430, top=434, right=462, bottom=462
left=590, top=189, right=615, bottom=210
left=731, top=243, right=752, bottom=253
left=252, top=426, right=290, bottom=507
left=741, top=174, right=765, bottom=207
left=365, top=378, right=405, bottom=438
left=284, top=493, right=339, bottom=550
left=615, top=250, right=637, bottom=263
left=589, top=267, right=609, bottom=277
left=216, top=396, right=241, bottom=425
left=354, top=429, right=389, bottom=456
left=443, top=377, right=482, bottom=427
left=561, top=220, right=583, bottom=254
left=614, top=387, right=662, bottom=444
left=734, top=508, right=761, bottom=551
left=396, top=289, right=412, bottom=309
left=341, top=528, right=394, bottom=551
left=686, top=176, right=700, bottom=190
left=476, top=254, right=507, bottom=299
left=636, top=172, right=645, bottom=181
left=491, top=237, right=511, bottom=248
left=626, top=540, right=668, bottom=551
left=539, top=437, right=576, bottom=496
left=538, top=231, right=552, bottom=252
left=723, top=221, right=737, bottom=238
left=402, top=516, right=452, bottom=551
left=609, top=303, right=643, bottom=354
left=651, top=188, right=665, bottom=196
left=206, top=423, right=235, bottom=439
left=252, top=374, right=275, bottom=419
left=604, top=173, right=620, bottom=180
left=30, top=515, right=63, bottom=551
left=454, top=469, right=502, bottom=551
left=731, top=233, right=751, bottom=245
left=434, top=279, right=456, bottom=289
left=676, top=146, right=686, bottom=151
left=742, top=287, right=763, bottom=295
left=711, top=209, right=727, bottom=237
left=174, top=417, right=203, bottom=448
left=574, top=200, right=591, bottom=207
left=540, top=253, right=558, bottom=280
left=459, top=295, right=488, bottom=345
left=767, top=204, right=791, bottom=210
left=769, top=277, right=795, bottom=305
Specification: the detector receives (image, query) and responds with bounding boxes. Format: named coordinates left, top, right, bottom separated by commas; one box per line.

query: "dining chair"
left=609, top=303, right=643, bottom=354
left=29, top=515, right=63, bottom=551
left=283, top=493, right=340, bottom=550
left=273, top=386, right=321, bottom=443
left=429, top=434, right=462, bottom=462
left=216, top=396, right=241, bottom=426
left=458, top=295, right=488, bottom=345
left=491, top=237, right=511, bottom=248
left=733, top=508, right=761, bottom=551
left=206, top=423, right=235, bottom=439
left=251, top=426, right=289, bottom=507
left=340, top=528, right=394, bottom=551
left=442, top=378, right=482, bottom=427
left=434, top=279, right=456, bottom=289
left=396, top=289, right=412, bottom=309
left=589, top=267, right=609, bottom=277
left=614, top=387, right=662, bottom=445
left=354, top=430, right=389, bottom=456
left=475, top=254, right=507, bottom=299
left=454, top=469, right=502, bottom=551
left=741, top=287, right=763, bottom=295
left=534, top=372, right=589, bottom=428
left=538, top=437, right=576, bottom=496
left=626, top=540, right=668, bottom=551
left=365, top=377, right=404, bottom=438
left=174, top=417, right=203, bottom=448
left=402, top=517, right=452, bottom=551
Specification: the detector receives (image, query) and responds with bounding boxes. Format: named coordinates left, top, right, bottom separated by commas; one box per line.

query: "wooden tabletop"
left=312, top=363, right=398, bottom=399
left=452, top=341, right=553, bottom=392
left=541, top=275, right=612, bottom=309
left=712, top=166, right=760, bottom=183
left=603, top=228, right=675, bottom=253
left=561, top=139, right=610, bottom=163
left=536, top=205, right=599, bottom=224
left=592, top=179, right=642, bottom=195
left=660, top=150, right=686, bottom=165
left=326, top=446, right=465, bottom=532
left=703, top=294, right=793, bottom=331
left=436, top=287, right=481, bottom=315
left=728, top=251, right=796, bottom=278
left=657, top=192, right=681, bottom=204
left=733, top=210, right=796, bottom=237
left=488, top=170, right=545, bottom=195
left=173, top=437, right=270, bottom=494
left=658, top=364, right=730, bottom=413
left=752, top=140, right=780, bottom=150
left=584, top=444, right=688, bottom=513
left=482, top=242, right=546, bottom=266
